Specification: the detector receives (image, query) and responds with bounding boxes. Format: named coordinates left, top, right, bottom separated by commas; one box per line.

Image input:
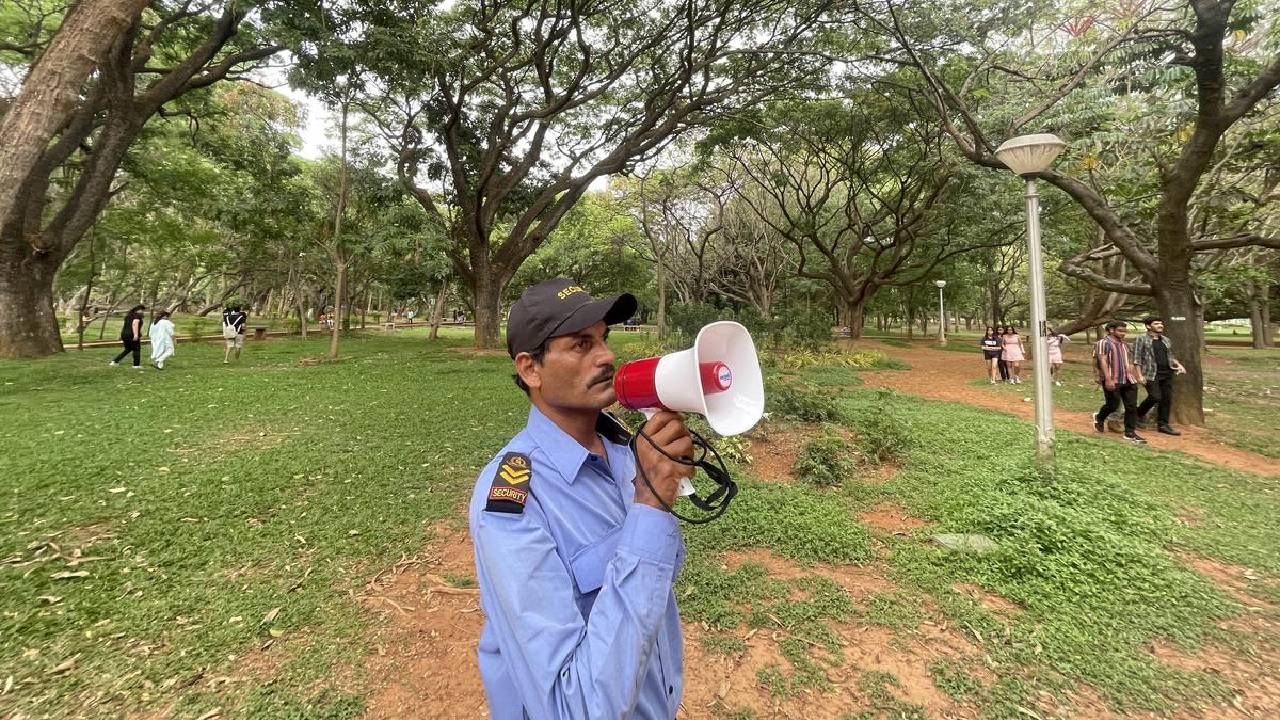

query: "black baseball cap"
left=506, top=278, right=637, bottom=358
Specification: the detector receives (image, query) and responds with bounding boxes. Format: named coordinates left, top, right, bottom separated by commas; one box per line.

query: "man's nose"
left=596, top=343, right=616, bottom=367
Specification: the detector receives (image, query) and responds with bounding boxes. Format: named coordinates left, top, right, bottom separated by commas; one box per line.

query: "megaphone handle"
left=638, top=407, right=696, bottom=498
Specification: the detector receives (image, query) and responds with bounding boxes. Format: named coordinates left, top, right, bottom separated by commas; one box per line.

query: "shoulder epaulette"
left=485, top=452, right=532, bottom=514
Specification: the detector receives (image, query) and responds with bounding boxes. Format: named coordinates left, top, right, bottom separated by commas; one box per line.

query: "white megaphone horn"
left=613, top=321, right=765, bottom=496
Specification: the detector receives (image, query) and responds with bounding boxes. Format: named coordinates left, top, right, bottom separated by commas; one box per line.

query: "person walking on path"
left=1093, top=320, right=1147, bottom=444
left=1133, top=317, right=1186, bottom=436
left=222, top=304, right=248, bottom=364
left=980, top=326, right=1003, bottom=384
left=1001, top=326, right=1026, bottom=384
left=109, top=305, right=146, bottom=369
left=995, top=325, right=1011, bottom=382
left=149, top=311, right=176, bottom=369
left=1045, top=327, right=1069, bottom=386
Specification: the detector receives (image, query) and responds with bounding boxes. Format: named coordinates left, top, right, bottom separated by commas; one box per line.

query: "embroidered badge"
left=485, top=452, right=532, bottom=514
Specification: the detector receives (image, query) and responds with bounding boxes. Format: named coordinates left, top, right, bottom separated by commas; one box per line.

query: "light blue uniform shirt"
left=469, top=405, right=686, bottom=719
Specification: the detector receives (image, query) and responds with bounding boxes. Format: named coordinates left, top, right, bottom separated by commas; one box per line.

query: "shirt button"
left=668, top=686, right=673, bottom=695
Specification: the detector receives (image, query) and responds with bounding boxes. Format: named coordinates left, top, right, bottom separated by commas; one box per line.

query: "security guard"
left=469, top=278, right=694, bottom=719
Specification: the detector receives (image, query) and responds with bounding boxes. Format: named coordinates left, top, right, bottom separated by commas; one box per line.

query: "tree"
left=708, top=97, right=1001, bottom=337
left=317, top=0, right=834, bottom=348
left=0, top=0, right=284, bottom=357
left=868, top=0, right=1280, bottom=423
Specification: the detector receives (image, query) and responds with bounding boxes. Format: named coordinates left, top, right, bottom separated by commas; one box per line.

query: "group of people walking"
left=108, top=305, right=248, bottom=370
left=979, top=325, right=1068, bottom=386
left=1093, top=317, right=1185, bottom=444
left=979, top=318, right=1187, bottom=446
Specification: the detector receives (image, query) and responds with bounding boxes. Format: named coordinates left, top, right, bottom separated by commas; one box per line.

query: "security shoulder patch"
left=485, top=452, right=532, bottom=514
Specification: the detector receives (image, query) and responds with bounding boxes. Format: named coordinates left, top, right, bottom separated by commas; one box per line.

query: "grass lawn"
left=2, top=332, right=1277, bottom=719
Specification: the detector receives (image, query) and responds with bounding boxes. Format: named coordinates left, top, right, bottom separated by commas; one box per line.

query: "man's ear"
left=514, top=352, right=543, bottom=391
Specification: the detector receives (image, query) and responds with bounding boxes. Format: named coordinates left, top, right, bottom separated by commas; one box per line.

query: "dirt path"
left=857, top=341, right=1280, bottom=478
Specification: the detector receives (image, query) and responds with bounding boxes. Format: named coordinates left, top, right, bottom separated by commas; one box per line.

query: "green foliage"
left=792, top=435, right=857, bottom=487
left=769, top=380, right=841, bottom=422
left=700, top=633, right=748, bottom=656
left=850, top=393, right=914, bottom=464
left=187, top=316, right=209, bottom=339
left=779, top=307, right=834, bottom=351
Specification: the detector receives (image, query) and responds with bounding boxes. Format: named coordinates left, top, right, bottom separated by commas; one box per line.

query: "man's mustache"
left=589, top=368, right=616, bottom=387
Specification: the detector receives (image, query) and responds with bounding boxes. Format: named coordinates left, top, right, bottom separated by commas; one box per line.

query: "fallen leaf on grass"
left=3, top=675, right=12, bottom=694
left=50, top=571, right=90, bottom=580
left=48, top=656, right=78, bottom=675
left=259, top=607, right=281, bottom=627
left=195, top=708, right=222, bottom=720
left=37, top=595, right=62, bottom=605
left=107, top=487, right=127, bottom=494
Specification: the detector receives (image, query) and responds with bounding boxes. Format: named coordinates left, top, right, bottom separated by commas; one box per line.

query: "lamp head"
left=934, top=280, right=947, bottom=289
left=994, top=133, right=1066, bottom=176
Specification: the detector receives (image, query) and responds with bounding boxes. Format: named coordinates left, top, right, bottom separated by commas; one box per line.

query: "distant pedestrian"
left=980, top=326, right=1002, bottom=384
left=109, top=305, right=146, bottom=369
left=995, top=325, right=1011, bottom=382
left=1133, top=317, right=1186, bottom=436
left=222, top=304, right=248, bottom=364
left=1045, top=327, right=1069, bottom=386
left=1002, top=326, right=1026, bottom=384
left=1093, top=320, right=1147, bottom=444
left=149, top=311, right=176, bottom=369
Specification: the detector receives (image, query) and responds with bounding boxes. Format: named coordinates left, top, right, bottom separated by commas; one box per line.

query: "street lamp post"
left=934, top=279, right=947, bottom=346
left=994, top=133, right=1067, bottom=466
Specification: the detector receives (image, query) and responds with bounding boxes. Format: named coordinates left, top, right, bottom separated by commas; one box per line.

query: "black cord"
left=628, top=424, right=737, bottom=524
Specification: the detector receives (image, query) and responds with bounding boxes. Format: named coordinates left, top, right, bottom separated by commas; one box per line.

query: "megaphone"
left=614, top=321, right=765, bottom=497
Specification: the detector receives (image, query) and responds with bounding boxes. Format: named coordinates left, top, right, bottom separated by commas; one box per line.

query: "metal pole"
left=1024, top=178, right=1055, bottom=463
left=937, top=286, right=947, bottom=345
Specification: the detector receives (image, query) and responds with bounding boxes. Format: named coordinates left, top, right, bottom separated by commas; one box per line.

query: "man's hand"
left=1104, top=379, right=1116, bottom=391
left=633, top=411, right=695, bottom=511
left=1174, top=362, right=1187, bottom=375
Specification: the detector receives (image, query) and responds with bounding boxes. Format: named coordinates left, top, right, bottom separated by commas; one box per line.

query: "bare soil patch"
left=858, top=501, right=929, bottom=535
left=1180, top=553, right=1274, bottom=610
left=952, top=582, right=1022, bottom=614
left=748, top=427, right=810, bottom=483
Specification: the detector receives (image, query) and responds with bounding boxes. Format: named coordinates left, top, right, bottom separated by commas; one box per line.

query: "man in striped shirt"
left=1093, top=321, right=1147, bottom=444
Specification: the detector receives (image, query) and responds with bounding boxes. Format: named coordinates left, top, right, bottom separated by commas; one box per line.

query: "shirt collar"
left=526, top=405, right=597, bottom=484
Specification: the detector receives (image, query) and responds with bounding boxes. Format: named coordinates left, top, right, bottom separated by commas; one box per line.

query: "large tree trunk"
left=1249, top=285, right=1267, bottom=350
left=0, top=0, right=149, bottom=231
left=0, top=254, right=63, bottom=357
left=839, top=299, right=867, bottom=339
left=1154, top=285, right=1205, bottom=426
left=471, top=272, right=503, bottom=350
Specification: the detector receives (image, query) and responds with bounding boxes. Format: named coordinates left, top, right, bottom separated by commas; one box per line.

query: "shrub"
left=770, top=381, right=841, bottom=422
left=854, top=394, right=914, bottom=464
left=780, top=307, right=833, bottom=351
left=792, top=435, right=857, bottom=487
left=187, top=317, right=208, bottom=339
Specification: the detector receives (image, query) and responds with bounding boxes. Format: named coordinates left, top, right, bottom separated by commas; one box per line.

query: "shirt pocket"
left=567, top=527, right=621, bottom=612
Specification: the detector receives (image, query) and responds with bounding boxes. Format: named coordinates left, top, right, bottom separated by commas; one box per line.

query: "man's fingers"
left=646, top=413, right=688, bottom=446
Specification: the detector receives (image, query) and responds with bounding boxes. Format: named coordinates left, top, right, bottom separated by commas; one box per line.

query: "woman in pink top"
left=1002, top=327, right=1026, bottom=384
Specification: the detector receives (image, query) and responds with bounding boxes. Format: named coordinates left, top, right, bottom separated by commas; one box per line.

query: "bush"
left=187, top=317, right=208, bottom=339
left=792, top=435, right=857, bottom=487
left=780, top=307, right=833, bottom=351
left=284, top=316, right=302, bottom=334
left=770, top=381, right=841, bottom=423
left=666, top=302, right=724, bottom=346
left=854, top=394, right=914, bottom=464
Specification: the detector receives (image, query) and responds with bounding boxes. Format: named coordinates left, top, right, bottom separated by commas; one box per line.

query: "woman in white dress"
left=1044, top=327, right=1069, bottom=386
left=149, top=311, right=176, bottom=369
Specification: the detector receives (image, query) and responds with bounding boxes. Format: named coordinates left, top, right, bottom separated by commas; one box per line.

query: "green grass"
left=2, top=331, right=1277, bottom=719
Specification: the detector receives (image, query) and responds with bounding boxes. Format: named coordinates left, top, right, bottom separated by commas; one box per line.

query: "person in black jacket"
left=109, top=305, right=146, bottom=369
